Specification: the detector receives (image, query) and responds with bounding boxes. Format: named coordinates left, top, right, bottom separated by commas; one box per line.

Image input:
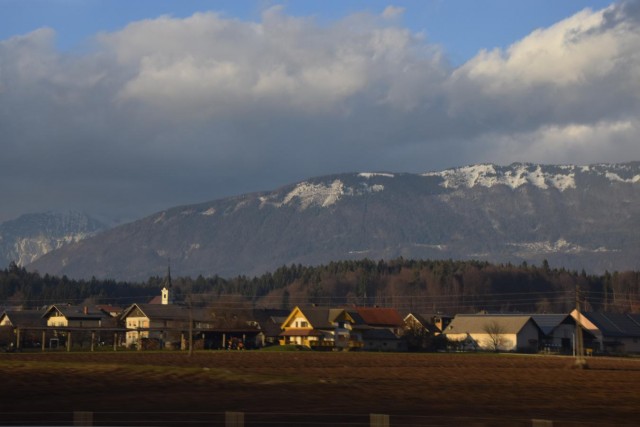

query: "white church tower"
left=161, top=262, right=173, bottom=305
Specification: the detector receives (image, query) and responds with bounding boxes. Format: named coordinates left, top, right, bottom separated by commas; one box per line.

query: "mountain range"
left=0, top=211, right=108, bottom=268
left=26, top=162, right=640, bottom=281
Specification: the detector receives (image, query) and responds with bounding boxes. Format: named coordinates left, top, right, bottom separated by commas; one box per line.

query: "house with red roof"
left=347, top=307, right=406, bottom=351
left=279, top=306, right=407, bottom=351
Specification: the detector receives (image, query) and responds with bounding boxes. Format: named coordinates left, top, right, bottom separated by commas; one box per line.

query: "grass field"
left=0, top=351, right=639, bottom=426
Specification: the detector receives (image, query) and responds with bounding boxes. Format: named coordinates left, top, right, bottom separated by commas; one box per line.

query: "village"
left=2, top=273, right=640, bottom=356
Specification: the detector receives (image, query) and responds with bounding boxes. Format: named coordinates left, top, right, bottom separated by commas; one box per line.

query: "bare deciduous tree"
left=483, top=321, right=506, bottom=352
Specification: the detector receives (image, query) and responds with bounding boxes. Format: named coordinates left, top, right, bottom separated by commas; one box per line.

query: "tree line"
left=1, top=259, right=639, bottom=314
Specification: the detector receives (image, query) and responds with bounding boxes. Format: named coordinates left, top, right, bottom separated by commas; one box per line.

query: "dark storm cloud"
left=1, top=4, right=639, bottom=222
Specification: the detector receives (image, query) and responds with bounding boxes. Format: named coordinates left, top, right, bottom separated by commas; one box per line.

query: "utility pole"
left=188, top=292, right=193, bottom=357
left=574, top=286, right=588, bottom=369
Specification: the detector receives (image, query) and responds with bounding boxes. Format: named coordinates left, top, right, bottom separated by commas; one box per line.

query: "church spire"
left=161, top=259, right=173, bottom=305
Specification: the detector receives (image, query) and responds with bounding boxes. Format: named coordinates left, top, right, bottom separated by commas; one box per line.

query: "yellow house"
left=279, top=306, right=358, bottom=349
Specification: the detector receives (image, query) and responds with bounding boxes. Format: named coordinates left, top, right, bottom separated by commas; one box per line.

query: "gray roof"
left=582, top=312, right=640, bottom=338
left=529, top=314, right=573, bottom=335
left=298, top=307, right=337, bottom=329
left=445, top=315, right=536, bottom=335
left=46, top=305, right=105, bottom=320
left=122, top=303, right=211, bottom=322
left=1, top=310, right=47, bottom=327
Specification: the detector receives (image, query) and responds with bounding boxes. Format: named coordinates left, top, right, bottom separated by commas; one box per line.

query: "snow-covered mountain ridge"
left=28, top=162, right=640, bottom=280
left=424, top=163, right=640, bottom=191
left=253, top=162, right=640, bottom=212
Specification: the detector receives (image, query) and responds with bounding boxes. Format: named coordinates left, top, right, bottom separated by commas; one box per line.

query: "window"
left=300, top=321, right=309, bottom=328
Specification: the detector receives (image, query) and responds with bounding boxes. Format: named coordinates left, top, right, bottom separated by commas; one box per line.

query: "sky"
left=1, top=0, right=638, bottom=224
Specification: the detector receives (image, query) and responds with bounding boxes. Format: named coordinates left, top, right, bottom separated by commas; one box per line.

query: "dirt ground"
left=0, top=351, right=639, bottom=426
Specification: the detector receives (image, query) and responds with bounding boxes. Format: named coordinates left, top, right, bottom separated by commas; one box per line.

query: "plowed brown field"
left=0, top=351, right=639, bottom=426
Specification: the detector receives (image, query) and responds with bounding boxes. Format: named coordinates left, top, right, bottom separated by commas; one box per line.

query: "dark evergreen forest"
left=1, top=259, right=638, bottom=314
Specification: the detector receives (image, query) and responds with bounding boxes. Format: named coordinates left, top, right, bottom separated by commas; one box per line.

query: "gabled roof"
left=445, top=315, right=536, bottom=335
left=122, top=303, right=218, bottom=324
left=404, top=313, right=444, bottom=333
left=121, top=303, right=190, bottom=321
left=1, top=310, right=47, bottom=327
left=299, top=307, right=336, bottom=329
left=529, top=314, right=574, bottom=335
left=345, top=310, right=367, bottom=327
left=44, top=305, right=105, bottom=321
left=249, top=308, right=291, bottom=337
left=281, top=306, right=339, bottom=330
left=355, top=307, right=404, bottom=327
left=581, top=312, right=640, bottom=338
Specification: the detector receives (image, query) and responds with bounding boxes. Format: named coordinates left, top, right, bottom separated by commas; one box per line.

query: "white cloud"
left=445, top=0, right=640, bottom=158
left=456, top=9, right=618, bottom=88
left=105, top=8, right=441, bottom=114
left=472, top=119, right=639, bottom=167
left=382, top=6, right=405, bottom=19
left=1, top=2, right=640, bottom=222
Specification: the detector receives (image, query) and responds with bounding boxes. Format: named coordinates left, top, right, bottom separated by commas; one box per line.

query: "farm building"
left=572, top=310, right=640, bottom=353
left=444, top=314, right=541, bottom=352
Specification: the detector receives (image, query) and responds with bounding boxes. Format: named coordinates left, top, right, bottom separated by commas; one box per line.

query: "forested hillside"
left=3, top=259, right=639, bottom=314
left=0, top=262, right=159, bottom=308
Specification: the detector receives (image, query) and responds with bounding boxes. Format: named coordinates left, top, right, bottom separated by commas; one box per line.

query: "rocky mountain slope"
left=29, top=162, right=640, bottom=280
left=0, top=211, right=108, bottom=267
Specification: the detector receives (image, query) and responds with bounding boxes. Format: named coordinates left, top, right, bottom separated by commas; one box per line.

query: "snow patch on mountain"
left=14, top=234, right=90, bottom=266
left=201, top=207, right=216, bottom=216
left=423, top=164, right=577, bottom=191
left=358, top=172, right=395, bottom=179
left=508, top=239, right=616, bottom=255
left=578, top=164, right=640, bottom=183
left=153, top=212, right=166, bottom=224
left=258, top=177, right=385, bottom=210
left=282, top=180, right=347, bottom=209
left=605, top=172, right=640, bottom=183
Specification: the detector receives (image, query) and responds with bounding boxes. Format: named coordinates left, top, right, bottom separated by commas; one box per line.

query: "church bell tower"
left=161, top=262, right=173, bottom=305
